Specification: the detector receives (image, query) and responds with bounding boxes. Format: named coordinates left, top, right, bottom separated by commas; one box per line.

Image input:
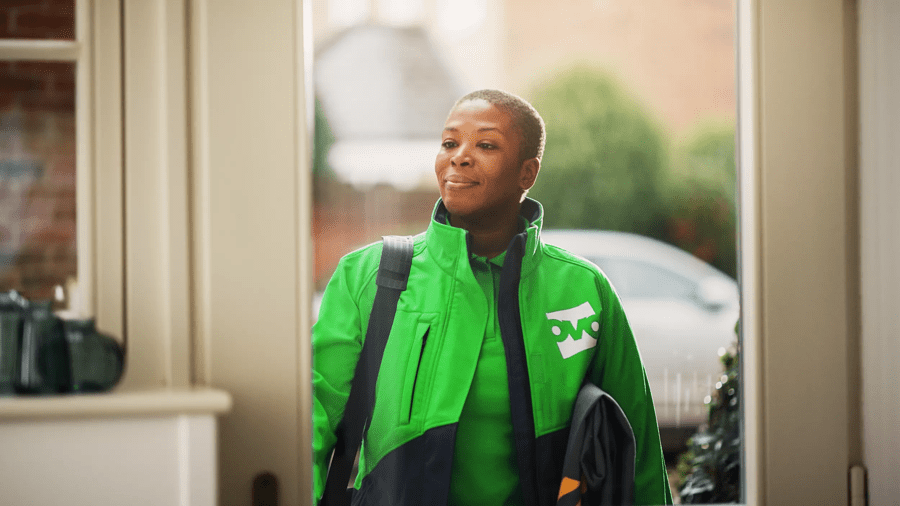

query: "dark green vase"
left=64, top=318, right=124, bottom=393
left=17, top=300, right=69, bottom=394
left=0, top=291, right=27, bottom=395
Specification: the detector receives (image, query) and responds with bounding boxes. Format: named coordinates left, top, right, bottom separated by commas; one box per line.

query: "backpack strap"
left=321, top=235, right=415, bottom=506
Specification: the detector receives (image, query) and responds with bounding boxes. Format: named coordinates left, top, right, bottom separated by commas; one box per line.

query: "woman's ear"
left=520, top=157, right=540, bottom=192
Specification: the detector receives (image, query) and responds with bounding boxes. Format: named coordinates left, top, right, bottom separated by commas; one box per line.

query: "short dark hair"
left=452, top=89, right=546, bottom=162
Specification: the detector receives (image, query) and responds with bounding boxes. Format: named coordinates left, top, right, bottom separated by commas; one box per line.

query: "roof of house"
left=314, top=24, right=463, bottom=140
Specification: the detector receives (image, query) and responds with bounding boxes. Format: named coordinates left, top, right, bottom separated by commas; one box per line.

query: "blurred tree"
left=313, top=97, right=337, bottom=203
left=664, top=124, right=737, bottom=278
left=314, top=97, right=335, bottom=178
left=528, top=68, right=669, bottom=238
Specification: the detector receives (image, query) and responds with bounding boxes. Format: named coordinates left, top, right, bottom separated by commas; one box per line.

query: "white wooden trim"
left=119, top=0, right=193, bottom=390
left=755, top=1, right=855, bottom=503
left=190, top=0, right=213, bottom=386
left=93, top=0, right=125, bottom=341
left=121, top=0, right=168, bottom=389
left=0, top=388, right=230, bottom=420
left=737, top=1, right=761, bottom=504
left=190, top=1, right=304, bottom=503
left=162, top=0, right=193, bottom=389
left=859, top=0, right=900, bottom=501
left=296, top=0, right=315, bottom=500
left=76, top=0, right=95, bottom=319
left=0, top=39, right=81, bottom=60
left=178, top=415, right=219, bottom=506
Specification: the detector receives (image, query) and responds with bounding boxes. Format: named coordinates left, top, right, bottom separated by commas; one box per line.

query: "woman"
left=313, top=89, right=672, bottom=505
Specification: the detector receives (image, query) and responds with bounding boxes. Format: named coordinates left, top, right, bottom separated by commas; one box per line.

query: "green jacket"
left=313, top=199, right=672, bottom=505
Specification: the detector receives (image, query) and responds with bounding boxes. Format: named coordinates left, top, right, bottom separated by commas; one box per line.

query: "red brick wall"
left=313, top=177, right=437, bottom=289
left=0, top=0, right=75, bottom=40
left=1, top=1, right=77, bottom=303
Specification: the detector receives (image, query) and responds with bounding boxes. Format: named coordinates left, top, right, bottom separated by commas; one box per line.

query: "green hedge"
left=664, top=123, right=737, bottom=278
left=528, top=67, right=669, bottom=239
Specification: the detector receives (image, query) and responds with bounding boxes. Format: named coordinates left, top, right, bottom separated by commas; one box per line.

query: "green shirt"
left=449, top=250, right=524, bottom=506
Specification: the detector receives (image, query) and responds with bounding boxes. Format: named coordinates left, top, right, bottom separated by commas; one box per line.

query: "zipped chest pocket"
left=400, top=321, right=431, bottom=425
left=371, top=310, right=438, bottom=436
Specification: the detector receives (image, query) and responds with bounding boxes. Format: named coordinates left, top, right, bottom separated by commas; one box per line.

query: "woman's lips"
left=444, top=175, right=478, bottom=189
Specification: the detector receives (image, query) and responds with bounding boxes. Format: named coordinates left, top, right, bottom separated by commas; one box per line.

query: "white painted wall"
left=859, top=1, right=900, bottom=503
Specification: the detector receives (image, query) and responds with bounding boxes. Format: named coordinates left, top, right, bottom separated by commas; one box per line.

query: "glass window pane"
left=312, top=0, right=739, bottom=502
left=0, top=60, right=76, bottom=307
left=0, top=0, right=76, bottom=41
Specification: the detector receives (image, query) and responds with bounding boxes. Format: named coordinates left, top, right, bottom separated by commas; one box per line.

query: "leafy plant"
left=677, top=324, right=741, bottom=503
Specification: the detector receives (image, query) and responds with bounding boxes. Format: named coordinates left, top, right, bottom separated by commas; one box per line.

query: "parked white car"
left=541, top=230, right=739, bottom=431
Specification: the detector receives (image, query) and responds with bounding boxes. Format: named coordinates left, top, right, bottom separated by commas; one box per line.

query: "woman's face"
left=435, top=99, right=537, bottom=223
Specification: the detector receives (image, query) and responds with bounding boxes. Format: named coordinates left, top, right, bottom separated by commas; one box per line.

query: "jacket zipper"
left=408, top=327, right=429, bottom=423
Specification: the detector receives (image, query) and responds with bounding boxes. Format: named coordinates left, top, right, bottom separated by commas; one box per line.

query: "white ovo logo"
left=546, top=301, right=599, bottom=359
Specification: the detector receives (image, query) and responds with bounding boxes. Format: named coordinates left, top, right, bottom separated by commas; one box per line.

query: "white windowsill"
left=0, top=388, right=232, bottom=421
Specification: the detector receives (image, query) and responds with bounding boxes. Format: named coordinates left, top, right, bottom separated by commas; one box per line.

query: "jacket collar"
left=425, top=197, right=545, bottom=278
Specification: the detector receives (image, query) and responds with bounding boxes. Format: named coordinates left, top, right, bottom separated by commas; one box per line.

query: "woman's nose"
left=451, top=146, right=471, bottom=166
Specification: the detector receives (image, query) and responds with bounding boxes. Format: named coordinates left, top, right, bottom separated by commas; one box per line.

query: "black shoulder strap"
left=321, top=235, right=415, bottom=506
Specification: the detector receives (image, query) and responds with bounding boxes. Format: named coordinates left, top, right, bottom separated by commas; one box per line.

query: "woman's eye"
left=442, top=140, right=457, bottom=149
left=478, top=143, right=496, bottom=150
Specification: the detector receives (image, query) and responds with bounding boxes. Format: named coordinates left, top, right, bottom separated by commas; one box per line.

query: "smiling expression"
left=435, top=99, right=539, bottom=223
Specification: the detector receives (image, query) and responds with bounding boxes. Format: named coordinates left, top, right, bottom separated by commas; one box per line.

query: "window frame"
left=738, top=1, right=859, bottom=504
left=0, top=1, right=99, bottom=320
left=736, top=2, right=760, bottom=503
left=0, top=0, right=194, bottom=392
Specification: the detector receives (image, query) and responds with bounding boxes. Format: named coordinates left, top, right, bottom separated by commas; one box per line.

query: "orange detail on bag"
left=557, top=476, right=581, bottom=499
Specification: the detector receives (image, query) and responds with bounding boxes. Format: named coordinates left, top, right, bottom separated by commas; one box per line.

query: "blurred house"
left=313, top=24, right=463, bottom=284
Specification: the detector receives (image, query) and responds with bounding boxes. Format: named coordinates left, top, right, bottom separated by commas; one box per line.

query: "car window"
left=590, top=257, right=696, bottom=300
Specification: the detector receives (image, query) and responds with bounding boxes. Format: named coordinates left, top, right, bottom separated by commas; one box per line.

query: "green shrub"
left=663, top=123, right=737, bottom=278
left=528, top=68, right=669, bottom=239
